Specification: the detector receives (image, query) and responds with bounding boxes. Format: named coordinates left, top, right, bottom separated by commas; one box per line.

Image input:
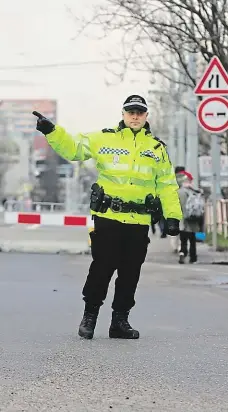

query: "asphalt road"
left=1, top=253, right=228, bottom=411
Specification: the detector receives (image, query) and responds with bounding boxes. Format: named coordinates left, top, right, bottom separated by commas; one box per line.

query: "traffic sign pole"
left=194, top=55, right=228, bottom=251
left=211, top=135, right=222, bottom=251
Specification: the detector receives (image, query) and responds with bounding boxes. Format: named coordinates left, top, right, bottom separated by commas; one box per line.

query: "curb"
left=211, top=261, right=228, bottom=265
left=147, top=255, right=228, bottom=266
left=0, top=240, right=91, bottom=255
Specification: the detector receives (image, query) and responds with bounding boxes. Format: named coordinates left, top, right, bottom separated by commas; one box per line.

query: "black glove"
left=32, top=111, right=55, bottom=135
left=166, top=218, right=180, bottom=236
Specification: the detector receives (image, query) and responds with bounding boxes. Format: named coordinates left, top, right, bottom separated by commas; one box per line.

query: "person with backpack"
left=178, top=171, right=205, bottom=264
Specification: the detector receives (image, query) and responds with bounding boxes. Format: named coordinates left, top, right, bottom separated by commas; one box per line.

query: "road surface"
left=1, top=253, right=228, bottom=411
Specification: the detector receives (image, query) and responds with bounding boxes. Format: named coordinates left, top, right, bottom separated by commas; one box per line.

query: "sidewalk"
left=146, top=233, right=228, bottom=265
left=0, top=239, right=89, bottom=254
left=0, top=225, right=90, bottom=254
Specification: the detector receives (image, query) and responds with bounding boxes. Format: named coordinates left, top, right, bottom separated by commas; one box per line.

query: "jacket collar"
left=117, top=120, right=152, bottom=135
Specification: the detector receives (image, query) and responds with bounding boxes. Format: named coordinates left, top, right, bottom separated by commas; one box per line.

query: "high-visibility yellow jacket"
left=46, top=121, right=182, bottom=225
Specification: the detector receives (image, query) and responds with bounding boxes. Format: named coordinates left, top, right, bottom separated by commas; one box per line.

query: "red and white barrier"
left=4, top=200, right=227, bottom=237
left=4, top=211, right=93, bottom=227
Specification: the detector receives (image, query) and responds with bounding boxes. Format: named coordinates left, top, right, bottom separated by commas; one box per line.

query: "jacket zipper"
left=129, top=132, right=138, bottom=185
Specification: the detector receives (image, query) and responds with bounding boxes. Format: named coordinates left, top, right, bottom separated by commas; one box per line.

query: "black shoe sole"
left=78, top=329, right=94, bottom=339
left=109, top=330, right=139, bottom=339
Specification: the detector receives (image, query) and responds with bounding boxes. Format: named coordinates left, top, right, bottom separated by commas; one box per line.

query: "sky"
left=0, top=0, right=151, bottom=133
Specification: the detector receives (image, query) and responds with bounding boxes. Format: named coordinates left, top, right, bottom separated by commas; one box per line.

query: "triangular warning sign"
left=194, top=56, right=228, bottom=95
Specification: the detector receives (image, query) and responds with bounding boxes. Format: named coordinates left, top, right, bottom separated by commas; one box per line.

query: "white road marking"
left=26, top=224, right=40, bottom=230
left=8, top=224, right=39, bottom=230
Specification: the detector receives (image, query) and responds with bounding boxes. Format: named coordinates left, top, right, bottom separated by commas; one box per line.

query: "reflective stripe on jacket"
left=46, top=122, right=182, bottom=225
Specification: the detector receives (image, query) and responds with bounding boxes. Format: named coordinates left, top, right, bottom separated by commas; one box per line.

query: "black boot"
left=109, top=311, right=139, bottom=339
left=78, top=306, right=100, bottom=339
left=179, top=252, right=185, bottom=264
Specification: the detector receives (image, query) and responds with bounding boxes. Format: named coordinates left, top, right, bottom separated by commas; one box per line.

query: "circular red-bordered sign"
left=197, top=96, right=228, bottom=133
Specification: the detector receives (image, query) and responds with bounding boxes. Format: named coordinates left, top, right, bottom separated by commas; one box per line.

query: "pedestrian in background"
left=178, top=171, right=205, bottom=264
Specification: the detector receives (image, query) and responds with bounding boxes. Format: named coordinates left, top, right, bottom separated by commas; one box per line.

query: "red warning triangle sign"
left=194, top=56, right=228, bottom=95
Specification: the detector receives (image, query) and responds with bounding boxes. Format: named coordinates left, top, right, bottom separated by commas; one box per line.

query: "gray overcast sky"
left=0, top=0, right=150, bottom=132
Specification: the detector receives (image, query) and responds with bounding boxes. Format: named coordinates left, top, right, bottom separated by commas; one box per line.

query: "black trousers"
left=180, top=231, right=197, bottom=260
left=158, top=217, right=167, bottom=236
left=83, top=216, right=150, bottom=312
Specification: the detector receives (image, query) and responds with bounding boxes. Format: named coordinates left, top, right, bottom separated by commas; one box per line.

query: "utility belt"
left=90, top=183, right=162, bottom=219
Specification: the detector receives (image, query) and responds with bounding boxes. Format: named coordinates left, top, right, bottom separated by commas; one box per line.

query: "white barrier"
left=3, top=201, right=93, bottom=228
left=5, top=199, right=227, bottom=238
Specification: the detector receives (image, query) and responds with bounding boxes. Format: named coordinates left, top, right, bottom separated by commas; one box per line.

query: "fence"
left=205, top=200, right=228, bottom=238
left=4, top=200, right=90, bottom=214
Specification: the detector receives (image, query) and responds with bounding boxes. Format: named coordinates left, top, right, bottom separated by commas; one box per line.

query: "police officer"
left=33, top=95, right=182, bottom=340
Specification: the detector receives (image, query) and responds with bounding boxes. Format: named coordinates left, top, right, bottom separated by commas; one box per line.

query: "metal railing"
left=4, top=200, right=90, bottom=214
left=205, top=199, right=228, bottom=238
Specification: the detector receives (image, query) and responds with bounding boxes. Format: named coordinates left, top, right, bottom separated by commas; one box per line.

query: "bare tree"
left=68, top=0, right=227, bottom=154
left=73, top=0, right=227, bottom=87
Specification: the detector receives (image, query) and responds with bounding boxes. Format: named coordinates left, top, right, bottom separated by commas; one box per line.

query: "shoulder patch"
left=154, top=136, right=167, bottom=147
left=154, top=136, right=167, bottom=150
left=152, top=136, right=171, bottom=163
left=102, top=128, right=115, bottom=133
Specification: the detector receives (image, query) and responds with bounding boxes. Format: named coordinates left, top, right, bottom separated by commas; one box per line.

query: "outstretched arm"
left=46, top=126, right=93, bottom=162
left=33, top=111, right=94, bottom=162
